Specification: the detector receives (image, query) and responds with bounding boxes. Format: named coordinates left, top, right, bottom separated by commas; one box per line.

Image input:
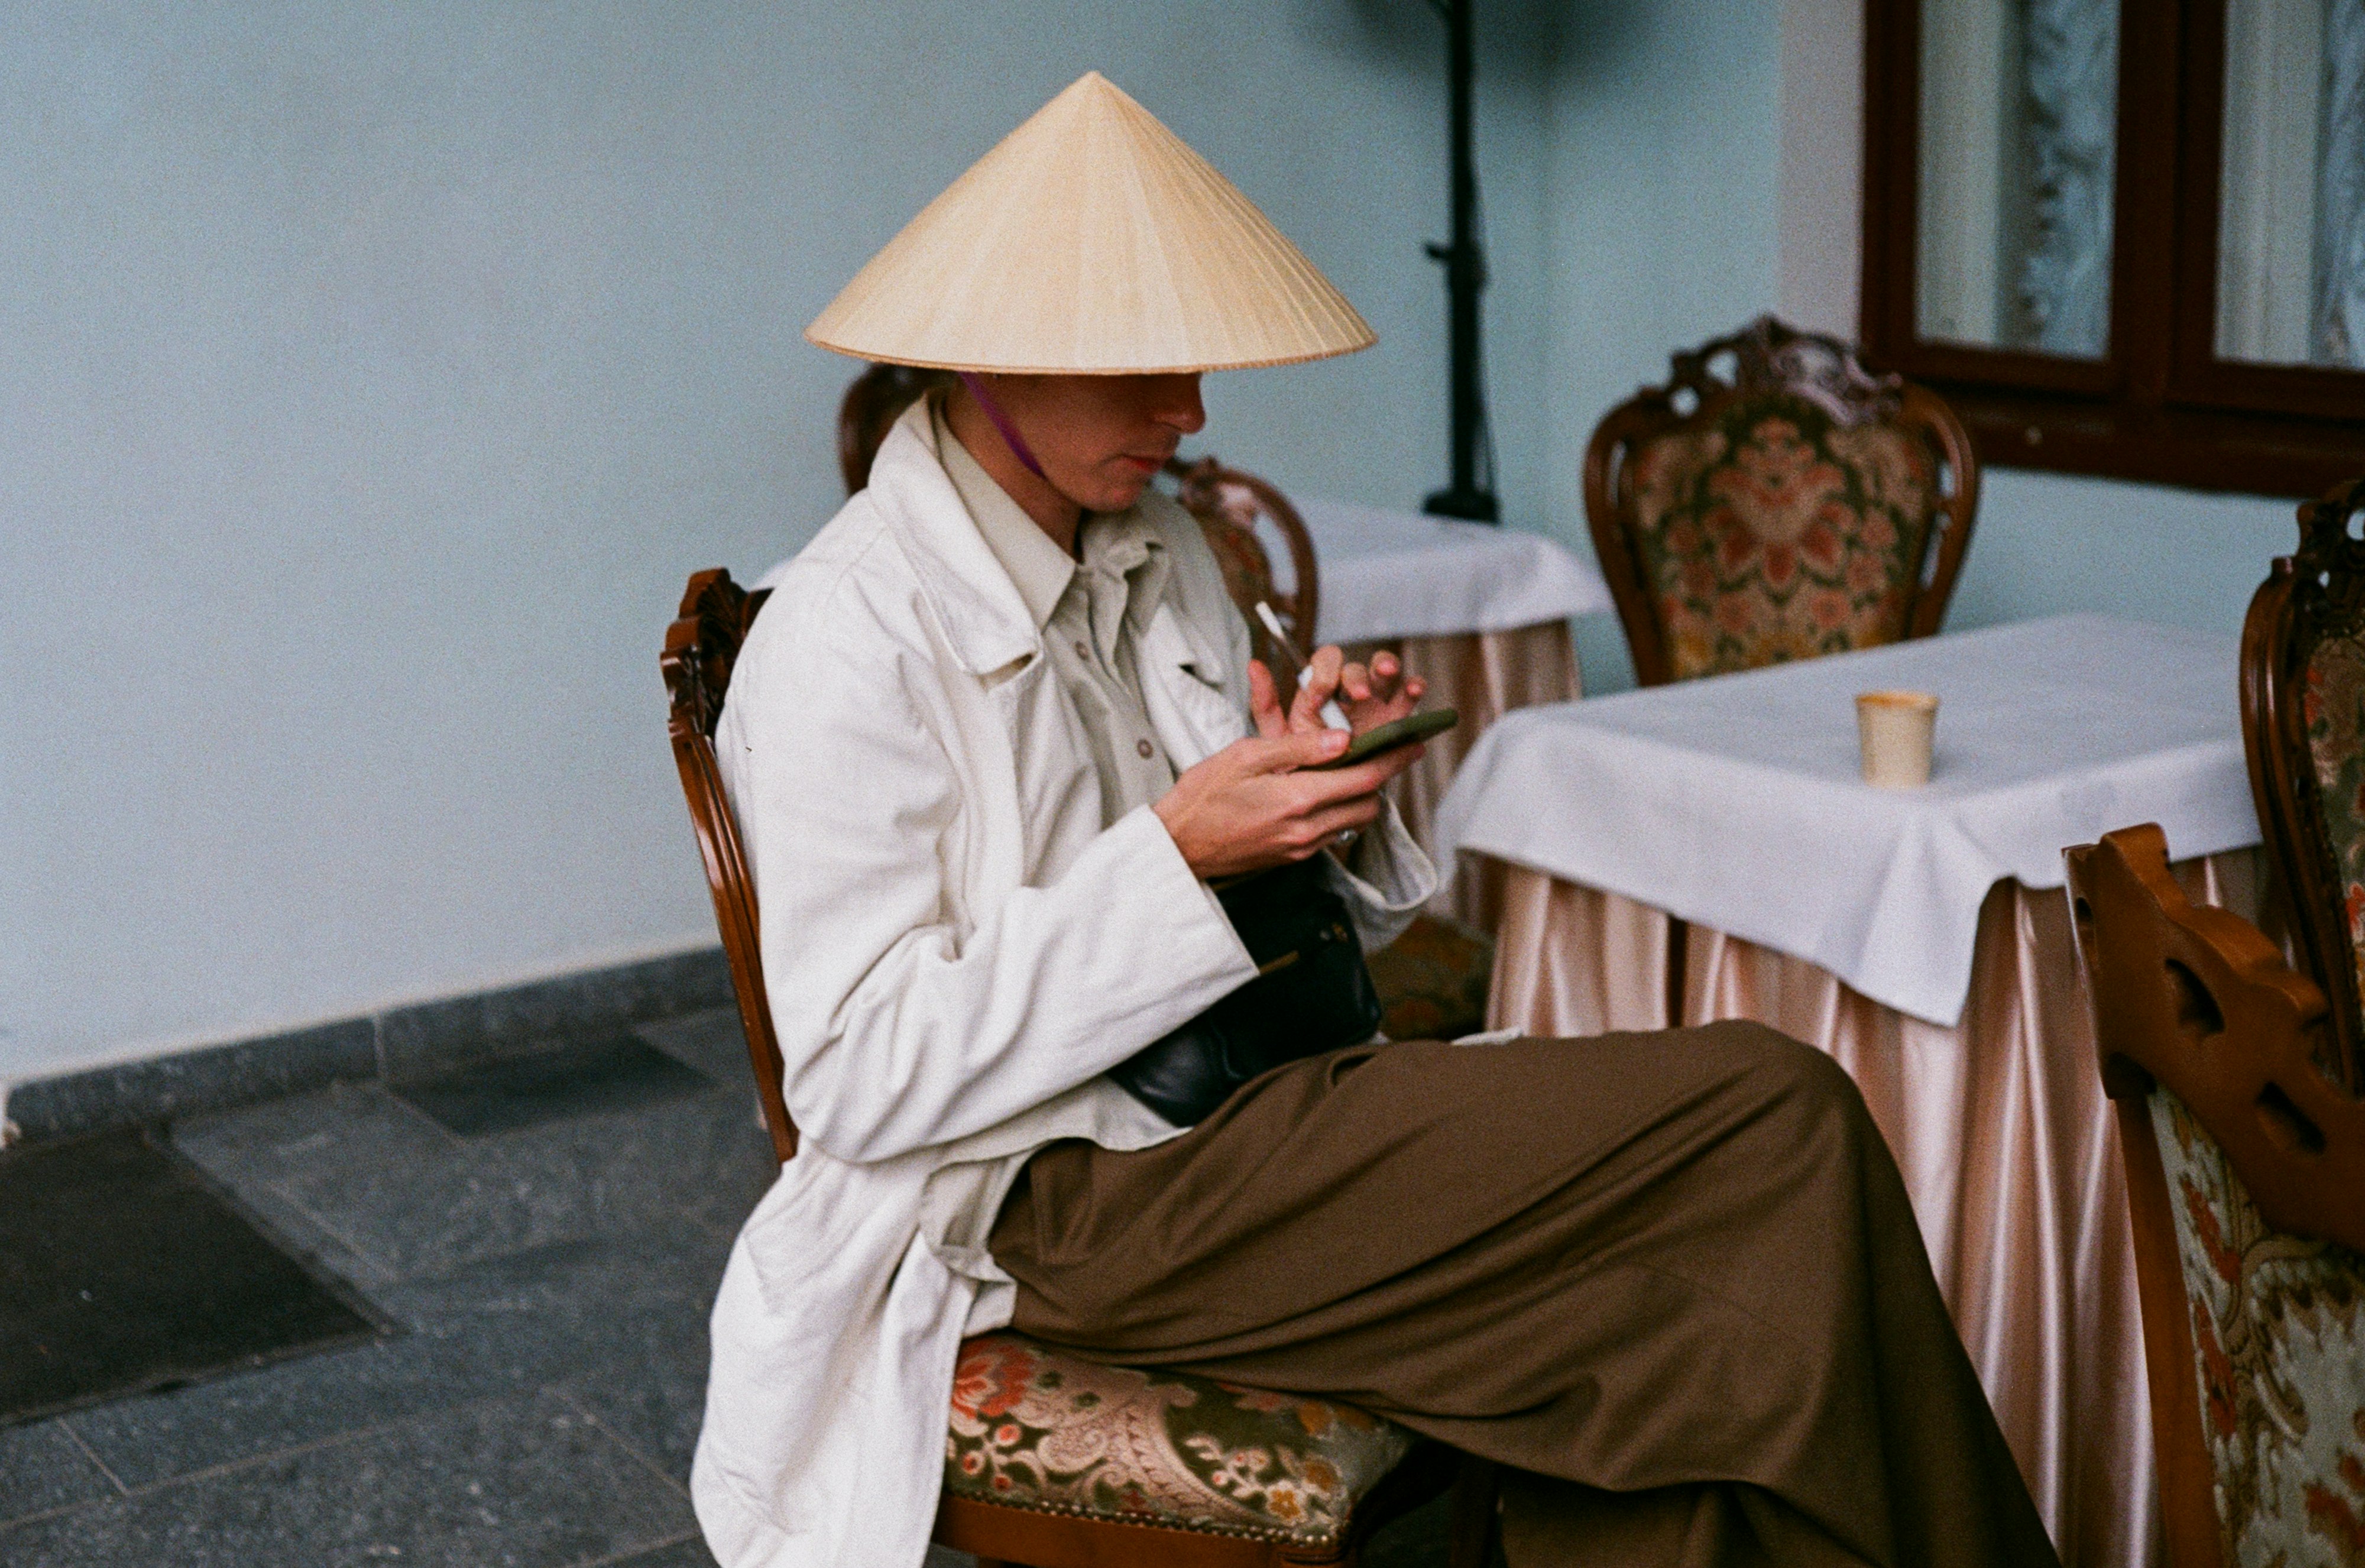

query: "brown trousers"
left=986, top=1025, right=2060, bottom=1568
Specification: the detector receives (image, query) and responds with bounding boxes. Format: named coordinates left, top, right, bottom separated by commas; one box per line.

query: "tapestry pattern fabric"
left=2149, top=1086, right=2365, bottom=1565
left=941, top=1331, right=1414, bottom=1544
left=1368, top=912, right=1495, bottom=1042
left=2303, top=629, right=2365, bottom=1013
left=1627, top=399, right=1939, bottom=682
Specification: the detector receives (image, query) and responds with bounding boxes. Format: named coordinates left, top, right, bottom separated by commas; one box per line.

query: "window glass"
left=1916, top=0, right=2121, bottom=358
left=2217, top=0, right=2365, bottom=368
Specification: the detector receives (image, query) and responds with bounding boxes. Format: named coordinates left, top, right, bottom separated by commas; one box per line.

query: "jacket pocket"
left=1139, top=604, right=1246, bottom=767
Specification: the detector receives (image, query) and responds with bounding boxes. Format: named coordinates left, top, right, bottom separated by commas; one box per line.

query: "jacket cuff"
left=1123, top=804, right=1258, bottom=978
left=1325, top=796, right=1438, bottom=950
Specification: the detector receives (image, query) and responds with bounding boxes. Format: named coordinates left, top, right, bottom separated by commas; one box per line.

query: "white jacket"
left=690, top=403, right=1436, bottom=1568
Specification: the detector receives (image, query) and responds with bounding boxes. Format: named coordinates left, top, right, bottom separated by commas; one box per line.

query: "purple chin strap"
left=956, top=371, right=1049, bottom=481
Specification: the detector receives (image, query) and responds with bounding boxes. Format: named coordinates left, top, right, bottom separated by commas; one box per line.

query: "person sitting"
left=690, top=72, right=2058, bottom=1568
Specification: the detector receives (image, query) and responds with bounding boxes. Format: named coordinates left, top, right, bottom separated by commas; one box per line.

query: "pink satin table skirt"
left=1343, top=621, right=1579, bottom=929
left=1484, top=851, right=2268, bottom=1568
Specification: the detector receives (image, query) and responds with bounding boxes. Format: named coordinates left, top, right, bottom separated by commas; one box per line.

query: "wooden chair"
left=2240, top=477, right=2365, bottom=1094
left=1583, top=315, right=1979, bottom=686
left=2065, top=824, right=2365, bottom=1568
left=840, top=363, right=954, bottom=493
left=1164, top=454, right=1321, bottom=690
left=662, top=569, right=1483, bottom=1568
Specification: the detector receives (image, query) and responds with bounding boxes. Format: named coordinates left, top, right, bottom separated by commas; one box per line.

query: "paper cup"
left=1856, top=690, right=1938, bottom=788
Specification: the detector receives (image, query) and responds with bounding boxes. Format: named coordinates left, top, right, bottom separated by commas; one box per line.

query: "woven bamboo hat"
left=806, top=72, right=1375, bottom=375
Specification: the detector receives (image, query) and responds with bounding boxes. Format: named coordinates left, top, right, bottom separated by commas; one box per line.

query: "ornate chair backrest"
left=2065, top=824, right=2365, bottom=1568
left=661, top=568, right=795, bottom=1167
left=839, top=363, right=955, bottom=494
left=1583, top=315, right=1978, bottom=686
left=2241, top=478, right=2365, bottom=1096
left=1165, top=454, right=1320, bottom=682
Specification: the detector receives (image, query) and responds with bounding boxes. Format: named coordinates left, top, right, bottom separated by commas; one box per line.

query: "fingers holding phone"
left=1303, top=707, right=1459, bottom=772
left=1250, top=645, right=1428, bottom=741
left=1152, top=710, right=1460, bottom=880
left=1338, top=647, right=1426, bottom=734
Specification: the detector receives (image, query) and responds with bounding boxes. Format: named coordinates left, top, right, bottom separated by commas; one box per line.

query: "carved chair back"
left=2241, top=478, right=2365, bottom=1096
left=1165, top=454, right=1320, bottom=681
left=1583, top=316, right=1978, bottom=686
left=660, top=568, right=795, bottom=1166
left=839, top=363, right=955, bottom=494
left=2066, top=824, right=2365, bottom=1568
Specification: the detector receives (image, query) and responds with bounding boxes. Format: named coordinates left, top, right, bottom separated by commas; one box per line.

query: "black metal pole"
left=1423, top=0, right=1498, bottom=522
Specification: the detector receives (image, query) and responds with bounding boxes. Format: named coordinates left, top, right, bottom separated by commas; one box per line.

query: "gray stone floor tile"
left=392, top=1034, right=712, bottom=1139
left=552, top=1358, right=708, bottom=1487
left=377, top=950, right=732, bottom=1083
left=0, top=1418, right=121, bottom=1525
left=0, top=1391, right=693, bottom=1568
left=231, top=1181, right=400, bottom=1288
left=20, top=1007, right=791, bottom=1563
left=633, top=1009, right=756, bottom=1090
left=184, top=1170, right=398, bottom=1290
left=380, top=1227, right=727, bottom=1381
left=426, top=1232, right=725, bottom=1485
left=170, top=1081, right=453, bottom=1284
left=67, top=1226, right=727, bottom=1491
left=61, top=1320, right=521, bottom=1495
left=604, top=1535, right=720, bottom=1567
left=634, top=1010, right=775, bottom=1199
left=172, top=1081, right=458, bottom=1189
left=176, top=1082, right=770, bottom=1280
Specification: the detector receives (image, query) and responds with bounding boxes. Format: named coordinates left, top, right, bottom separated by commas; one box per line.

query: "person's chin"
left=1096, top=473, right=1155, bottom=511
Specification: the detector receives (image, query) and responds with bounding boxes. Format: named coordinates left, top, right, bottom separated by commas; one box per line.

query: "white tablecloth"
left=1294, top=500, right=1610, bottom=644
left=1436, top=614, right=2259, bottom=1025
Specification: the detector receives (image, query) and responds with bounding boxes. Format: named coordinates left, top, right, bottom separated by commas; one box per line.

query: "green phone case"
left=1305, top=707, right=1460, bottom=770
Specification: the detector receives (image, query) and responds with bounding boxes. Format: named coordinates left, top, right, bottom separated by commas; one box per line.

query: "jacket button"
left=1136, top=738, right=1154, bottom=758
left=1074, top=641, right=1091, bottom=660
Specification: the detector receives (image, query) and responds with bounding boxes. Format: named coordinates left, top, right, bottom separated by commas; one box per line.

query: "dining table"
left=1293, top=498, right=1610, bottom=924
left=1433, top=614, right=2266, bottom=1568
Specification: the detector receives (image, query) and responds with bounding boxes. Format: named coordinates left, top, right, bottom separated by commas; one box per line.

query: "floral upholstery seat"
left=2149, top=1086, right=2365, bottom=1564
left=1368, top=912, right=1494, bottom=1042
left=1627, top=399, right=1940, bottom=682
left=2303, top=628, right=2365, bottom=1025
left=943, top=1331, right=1415, bottom=1549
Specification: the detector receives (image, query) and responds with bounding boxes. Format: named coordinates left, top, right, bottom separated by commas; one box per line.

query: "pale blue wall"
left=1948, top=471, right=2298, bottom=636
left=0, top=1, right=1555, bottom=1083
left=0, top=1, right=2309, bottom=1085
left=1540, top=0, right=1785, bottom=691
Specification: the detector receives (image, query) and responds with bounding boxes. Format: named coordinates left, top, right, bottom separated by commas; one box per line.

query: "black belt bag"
left=1106, top=856, right=1384, bottom=1126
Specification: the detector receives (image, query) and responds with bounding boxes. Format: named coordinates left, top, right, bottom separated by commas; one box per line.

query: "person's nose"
left=1156, top=374, right=1206, bottom=436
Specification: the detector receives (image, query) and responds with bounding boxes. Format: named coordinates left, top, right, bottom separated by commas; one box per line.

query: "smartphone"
left=1304, top=707, right=1460, bottom=770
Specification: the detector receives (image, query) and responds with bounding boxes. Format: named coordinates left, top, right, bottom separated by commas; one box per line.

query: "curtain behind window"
left=2218, top=0, right=2365, bottom=368
left=1917, top=0, right=2118, bottom=358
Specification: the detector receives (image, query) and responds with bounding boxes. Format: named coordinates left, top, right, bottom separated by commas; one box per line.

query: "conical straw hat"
left=808, top=72, right=1375, bottom=374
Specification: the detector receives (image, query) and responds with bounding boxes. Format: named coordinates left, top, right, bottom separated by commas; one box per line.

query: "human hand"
left=1152, top=727, right=1422, bottom=881
left=1248, top=646, right=1427, bottom=741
